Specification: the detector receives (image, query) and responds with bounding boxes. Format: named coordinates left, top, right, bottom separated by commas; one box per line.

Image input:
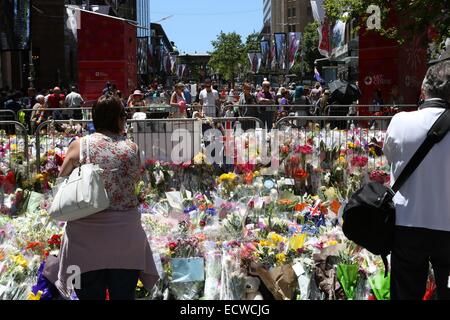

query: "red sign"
left=77, top=10, right=137, bottom=101
left=358, top=11, right=427, bottom=112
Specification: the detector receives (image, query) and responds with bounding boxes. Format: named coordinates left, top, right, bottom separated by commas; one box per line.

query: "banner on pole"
left=274, top=33, right=287, bottom=70
left=288, top=32, right=302, bottom=70
left=248, top=52, right=262, bottom=73
left=260, top=40, right=270, bottom=69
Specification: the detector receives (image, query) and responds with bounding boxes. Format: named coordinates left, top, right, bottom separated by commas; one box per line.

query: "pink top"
left=81, top=133, right=140, bottom=211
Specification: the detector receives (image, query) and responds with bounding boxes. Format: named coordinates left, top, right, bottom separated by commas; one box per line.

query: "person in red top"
left=46, top=87, right=66, bottom=120
left=47, top=87, right=65, bottom=108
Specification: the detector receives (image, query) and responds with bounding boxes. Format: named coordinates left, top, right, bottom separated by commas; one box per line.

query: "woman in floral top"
left=46, top=95, right=158, bottom=300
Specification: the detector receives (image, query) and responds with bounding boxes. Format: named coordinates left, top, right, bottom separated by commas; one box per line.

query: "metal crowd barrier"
left=276, top=115, right=393, bottom=131
left=0, top=121, right=29, bottom=177
left=274, top=116, right=393, bottom=172
left=34, top=117, right=265, bottom=172
left=33, top=115, right=394, bottom=174
left=0, top=110, right=16, bottom=121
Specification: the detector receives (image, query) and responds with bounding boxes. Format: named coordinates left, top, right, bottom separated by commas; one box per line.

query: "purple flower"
left=31, top=262, right=58, bottom=300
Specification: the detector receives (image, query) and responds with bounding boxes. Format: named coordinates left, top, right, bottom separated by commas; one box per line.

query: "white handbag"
left=49, top=136, right=110, bottom=222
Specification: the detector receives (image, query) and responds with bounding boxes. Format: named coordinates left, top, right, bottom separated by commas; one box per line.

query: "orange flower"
left=207, top=204, right=214, bottom=209
left=293, top=168, right=309, bottom=180
left=25, top=242, right=44, bottom=251
left=294, top=203, right=307, bottom=212
left=330, top=200, right=341, bottom=215
left=244, top=172, right=254, bottom=184
left=0, top=249, right=4, bottom=261
left=320, top=204, right=328, bottom=214
left=195, top=233, right=206, bottom=241
left=278, top=199, right=293, bottom=206
left=198, top=204, right=206, bottom=211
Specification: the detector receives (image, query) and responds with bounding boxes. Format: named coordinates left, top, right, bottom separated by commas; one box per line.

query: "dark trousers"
left=75, top=269, right=140, bottom=300
left=391, top=226, right=450, bottom=300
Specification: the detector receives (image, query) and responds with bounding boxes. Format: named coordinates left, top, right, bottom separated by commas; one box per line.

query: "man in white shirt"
left=65, top=86, right=84, bottom=119
left=199, top=79, right=220, bottom=117
left=383, top=60, right=450, bottom=300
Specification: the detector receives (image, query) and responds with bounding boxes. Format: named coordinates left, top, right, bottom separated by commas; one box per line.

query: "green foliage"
left=208, top=32, right=247, bottom=82
left=245, top=32, right=261, bottom=52
left=301, top=21, right=323, bottom=74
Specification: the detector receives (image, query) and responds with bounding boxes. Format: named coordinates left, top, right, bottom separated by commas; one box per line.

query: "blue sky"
left=150, top=0, right=263, bottom=54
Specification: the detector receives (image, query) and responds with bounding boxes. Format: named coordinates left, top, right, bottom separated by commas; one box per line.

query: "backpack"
left=342, top=108, right=450, bottom=276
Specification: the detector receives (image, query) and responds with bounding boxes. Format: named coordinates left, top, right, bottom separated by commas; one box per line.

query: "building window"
left=288, top=24, right=296, bottom=32
left=292, top=7, right=296, bottom=17
left=287, top=8, right=291, bottom=17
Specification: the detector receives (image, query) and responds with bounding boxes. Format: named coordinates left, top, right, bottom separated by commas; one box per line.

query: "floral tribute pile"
left=0, top=126, right=436, bottom=300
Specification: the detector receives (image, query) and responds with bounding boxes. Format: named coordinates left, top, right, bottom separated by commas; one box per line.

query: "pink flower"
left=369, top=170, right=390, bottom=184
left=295, top=145, right=313, bottom=155
left=351, top=156, right=368, bottom=167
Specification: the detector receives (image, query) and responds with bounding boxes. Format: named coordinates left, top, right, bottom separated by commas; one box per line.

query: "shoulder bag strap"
left=86, top=135, right=91, bottom=164
left=392, top=109, right=450, bottom=193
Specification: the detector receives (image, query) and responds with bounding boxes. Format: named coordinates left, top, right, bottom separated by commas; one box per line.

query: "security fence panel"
left=0, top=121, right=29, bottom=178
left=131, top=119, right=202, bottom=164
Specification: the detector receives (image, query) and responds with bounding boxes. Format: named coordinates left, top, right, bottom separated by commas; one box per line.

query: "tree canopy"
left=323, top=0, right=449, bottom=48
left=208, top=32, right=246, bottom=82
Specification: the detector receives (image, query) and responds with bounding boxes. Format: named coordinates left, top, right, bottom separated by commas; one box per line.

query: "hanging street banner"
left=177, top=64, right=186, bottom=78
left=137, top=37, right=149, bottom=75
left=331, top=12, right=348, bottom=57
left=260, top=40, right=270, bottom=69
left=274, top=33, right=287, bottom=70
left=318, top=17, right=331, bottom=57
left=288, top=32, right=302, bottom=70
left=310, top=0, right=330, bottom=58
left=270, top=37, right=277, bottom=71
left=169, top=54, right=178, bottom=74
left=248, top=52, right=262, bottom=73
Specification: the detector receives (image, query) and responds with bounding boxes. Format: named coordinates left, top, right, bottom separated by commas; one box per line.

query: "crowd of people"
left=1, top=78, right=399, bottom=133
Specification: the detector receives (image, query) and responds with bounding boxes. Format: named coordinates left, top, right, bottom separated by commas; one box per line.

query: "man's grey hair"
left=422, top=61, right=450, bottom=102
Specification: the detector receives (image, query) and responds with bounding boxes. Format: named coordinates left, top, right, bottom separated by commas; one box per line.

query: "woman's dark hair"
left=92, top=95, right=126, bottom=134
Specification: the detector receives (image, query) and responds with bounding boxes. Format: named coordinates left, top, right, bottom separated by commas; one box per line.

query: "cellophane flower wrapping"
left=220, top=248, right=246, bottom=300
left=203, top=241, right=222, bottom=300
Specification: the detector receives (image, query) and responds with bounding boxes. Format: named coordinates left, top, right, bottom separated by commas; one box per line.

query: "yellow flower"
left=347, top=142, right=356, bottom=149
left=12, top=254, right=28, bottom=268
left=276, top=253, right=286, bottom=264
left=218, top=173, right=237, bottom=184
left=324, top=187, right=337, bottom=200
left=289, top=234, right=306, bottom=250
left=11, top=144, right=17, bottom=152
left=326, top=240, right=338, bottom=246
left=137, top=280, right=144, bottom=288
left=259, top=240, right=272, bottom=247
left=338, top=156, right=347, bottom=165
left=268, top=232, right=285, bottom=244
left=35, top=174, right=45, bottom=182
left=27, top=291, right=43, bottom=300
left=193, top=152, right=205, bottom=165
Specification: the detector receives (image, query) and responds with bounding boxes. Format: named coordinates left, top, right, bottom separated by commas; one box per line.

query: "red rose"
left=199, top=220, right=206, bottom=227
left=292, top=168, right=309, bottom=180
left=248, top=200, right=255, bottom=209
left=168, top=242, right=177, bottom=250
left=280, top=145, right=290, bottom=155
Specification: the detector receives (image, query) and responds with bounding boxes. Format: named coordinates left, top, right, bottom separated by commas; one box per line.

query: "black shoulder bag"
left=342, top=107, right=450, bottom=276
